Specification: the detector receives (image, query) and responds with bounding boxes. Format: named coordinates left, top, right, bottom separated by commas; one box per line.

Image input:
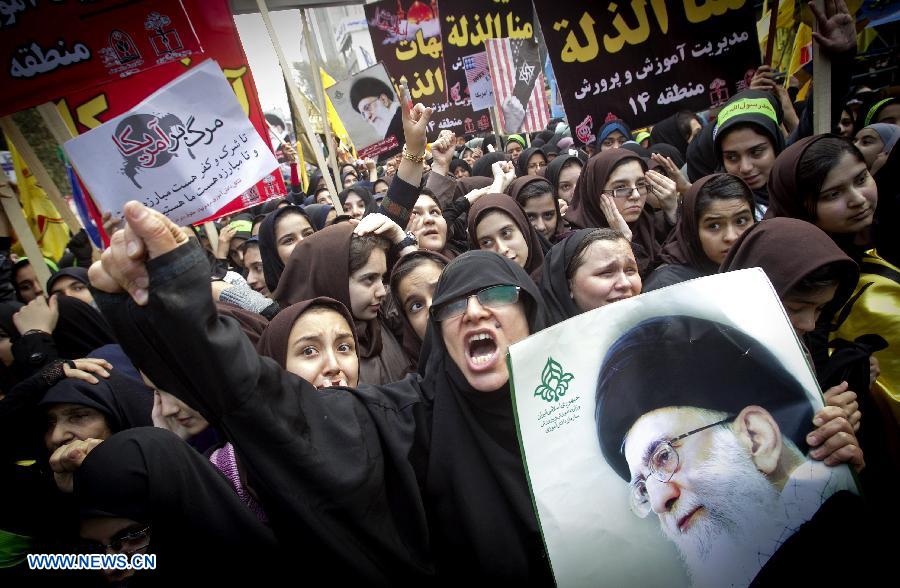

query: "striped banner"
left=485, top=38, right=549, bottom=134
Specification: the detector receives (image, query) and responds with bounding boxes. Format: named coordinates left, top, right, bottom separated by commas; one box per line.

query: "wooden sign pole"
left=0, top=115, right=84, bottom=236
left=302, top=8, right=344, bottom=207
left=255, top=0, right=342, bottom=212
left=811, top=0, right=832, bottom=134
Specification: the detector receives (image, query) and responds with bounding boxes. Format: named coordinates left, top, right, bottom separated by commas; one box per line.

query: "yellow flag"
left=320, top=68, right=355, bottom=153
left=788, top=22, right=813, bottom=87
left=9, top=144, right=69, bottom=261
left=294, top=140, right=309, bottom=194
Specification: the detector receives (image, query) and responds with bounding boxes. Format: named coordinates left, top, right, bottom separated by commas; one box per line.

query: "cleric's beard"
left=371, top=101, right=399, bottom=138
left=659, top=427, right=786, bottom=588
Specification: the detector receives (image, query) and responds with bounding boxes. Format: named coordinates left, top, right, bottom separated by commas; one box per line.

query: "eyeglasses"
left=603, top=184, right=651, bottom=199
left=358, top=97, right=380, bottom=116
left=527, top=161, right=547, bottom=171
left=431, top=285, right=520, bottom=322
left=628, top=416, right=735, bottom=518
left=79, top=525, right=152, bottom=555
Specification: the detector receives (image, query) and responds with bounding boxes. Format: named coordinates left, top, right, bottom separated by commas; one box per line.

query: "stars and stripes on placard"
left=485, top=38, right=549, bottom=133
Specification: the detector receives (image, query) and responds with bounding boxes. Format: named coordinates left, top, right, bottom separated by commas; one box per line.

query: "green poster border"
left=507, top=351, right=559, bottom=587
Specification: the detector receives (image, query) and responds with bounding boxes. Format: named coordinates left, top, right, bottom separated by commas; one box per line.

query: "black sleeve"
left=642, top=264, right=704, bottom=292
left=12, top=332, right=59, bottom=380
left=443, top=197, right=471, bottom=244
left=0, top=361, right=65, bottom=462
left=92, top=241, right=434, bottom=583
left=0, top=236, right=15, bottom=302
left=379, top=175, right=420, bottom=229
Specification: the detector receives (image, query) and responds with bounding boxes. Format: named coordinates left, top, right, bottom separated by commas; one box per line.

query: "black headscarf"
left=38, top=370, right=153, bottom=433
left=650, top=111, right=696, bottom=161
left=712, top=90, right=786, bottom=206
left=53, top=297, right=116, bottom=359
left=544, top=153, right=584, bottom=200
left=515, top=147, right=546, bottom=176
left=471, top=152, right=508, bottom=178
left=46, top=267, right=89, bottom=294
left=686, top=122, right=716, bottom=181
left=420, top=250, right=552, bottom=583
left=338, top=184, right=378, bottom=217
left=467, top=193, right=547, bottom=274
left=74, top=427, right=278, bottom=575
left=0, top=300, right=23, bottom=339
left=257, top=205, right=314, bottom=293
left=648, top=143, right=686, bottom=170
left=537, top=229, right=593, bottom=325
left=304, top=203, right=336, bottom=231
left=873, top=126, right=900, bottom=265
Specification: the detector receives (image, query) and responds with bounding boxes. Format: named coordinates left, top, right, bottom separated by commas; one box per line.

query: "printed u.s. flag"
left=485, top=37, right=550, bottom=134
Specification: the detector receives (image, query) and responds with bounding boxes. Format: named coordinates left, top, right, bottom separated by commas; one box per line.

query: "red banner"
left=2, top=0, right=201, bottom=117
left=3, top=0, right=285, bottom=223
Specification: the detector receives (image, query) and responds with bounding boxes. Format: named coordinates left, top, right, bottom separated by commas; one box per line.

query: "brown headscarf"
left=765, top=135, right=831, bottom=221
left=215, top=302, right=270, bottom=347
left=565, top=149, right=660, bottom=272
left=466, top=193, right=545, bottom=274
left=720, top=217, right=858, bottom=301
left=271, top=223, right=412, bottom=384
left=505, top=175, right=564, bottom=239
left=255, top=297, right=358, bottom=370
left=659, top=173, right=752, bottom=274
left=272, top=223, right=382, bottom=358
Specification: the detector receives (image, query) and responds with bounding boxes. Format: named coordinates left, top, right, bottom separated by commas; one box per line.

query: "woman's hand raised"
left=89, top=202, right=190, bottom=306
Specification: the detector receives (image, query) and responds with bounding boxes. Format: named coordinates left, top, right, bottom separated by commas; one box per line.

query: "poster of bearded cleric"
left=326, top=62, right=403, bottom=161
left=508, top=269, right=859, bottom=588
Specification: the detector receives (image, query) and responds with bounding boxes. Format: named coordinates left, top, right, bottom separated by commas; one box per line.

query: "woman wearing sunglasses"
left=90, top=186, right=553, bottom=586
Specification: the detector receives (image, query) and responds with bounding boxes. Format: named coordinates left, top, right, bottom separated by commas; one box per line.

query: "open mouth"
left=677, top=506, right=703, bottom=534
left=465, top=331, right=499, bottom=371
left=318, top=378, right=348, bottom=389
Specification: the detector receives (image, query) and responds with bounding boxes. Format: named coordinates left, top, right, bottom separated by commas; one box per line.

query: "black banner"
left=364, top=0, right=478, bottom=139
left=535, top=0, right=760, bottom=144
left=437, top=0, right=536, bottom=136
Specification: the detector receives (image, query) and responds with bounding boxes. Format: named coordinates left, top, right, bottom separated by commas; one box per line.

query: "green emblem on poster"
left=534, top=357, right=574, bottom=403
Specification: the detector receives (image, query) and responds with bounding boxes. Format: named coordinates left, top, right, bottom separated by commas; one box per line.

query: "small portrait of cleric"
left=349, top=76, right=403, bottom=143
left=595, top=315, right=857, bottom=588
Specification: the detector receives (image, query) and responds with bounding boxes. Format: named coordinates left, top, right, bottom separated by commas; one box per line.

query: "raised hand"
left=599, top=194, right=633, bottom=242
left=215, top=223, right=237, bottom=259
left=353, top=212, right=406, bottom=244
left=650, top=153, right=691, bottom=195
left=430, top=130, right=456, bottom=176
left=89, top=201, right=190, bottom=306
left=809, top=0, right=855, bottom=54
left=400, top=81, right=434, bottom=155
left=500, top=96, right=526, bottom=134
left=645, top=169, right=679, bottom=223
left=13, top=294, right=59, bottom=335
left=490, top=160, right=516, bottom=193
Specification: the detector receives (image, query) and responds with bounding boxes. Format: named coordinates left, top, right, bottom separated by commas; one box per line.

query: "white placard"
left=64, top=59, right=278, bottom=226
left=509, top=269, right=857, bottom=588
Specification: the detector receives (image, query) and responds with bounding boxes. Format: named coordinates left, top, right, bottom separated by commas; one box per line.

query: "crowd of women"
left=0, top=3, right=896, bottom=584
